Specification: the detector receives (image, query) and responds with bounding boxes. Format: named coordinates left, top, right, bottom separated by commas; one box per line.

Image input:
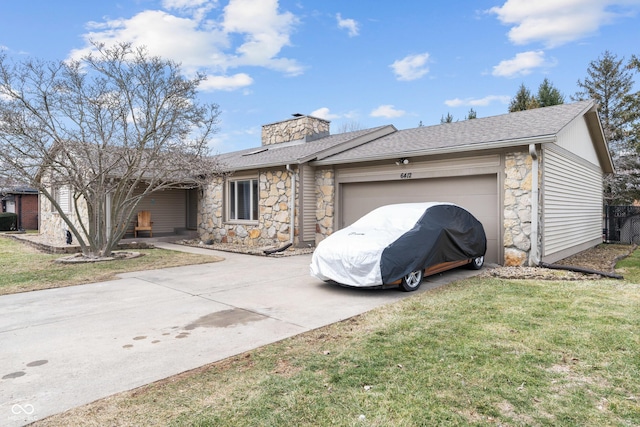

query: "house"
left=37, top=142, right=201, bottom=245
left=200, top=100, right=613, bottom=266
left=1, top=187, right=39, bottom=230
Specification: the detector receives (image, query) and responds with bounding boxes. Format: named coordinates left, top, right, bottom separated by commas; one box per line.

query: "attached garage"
left=310, top=100, right=613, bottom=267
left=339, top=174, right=500, bottom=264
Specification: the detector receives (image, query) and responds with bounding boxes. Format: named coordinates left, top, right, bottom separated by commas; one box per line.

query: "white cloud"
left=162, top=0, right=212, bottom=9
left=390, top=53, right=430, bottom=81
left=336, top=13, right=359, bottom=37
left=445, top=95, right=511, bottom=107
left=370, top=105, right=406, bottom=118
left=311, top=107, right=340, bottom=120
left=199, top=73, right=253, bottom=91
left=222, top=0, right=302, bottom=75
left=492, top=50, right=550, bottom=78
left=488, top=0, right=640, bottom=48
left=67, top=0, right=303, bottom=91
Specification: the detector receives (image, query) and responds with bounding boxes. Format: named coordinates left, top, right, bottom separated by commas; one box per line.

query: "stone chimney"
left=261, top=114, right=330, bottom=146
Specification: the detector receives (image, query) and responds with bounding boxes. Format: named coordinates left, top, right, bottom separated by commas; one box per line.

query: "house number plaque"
left=400, top=172, right=412, bottom=179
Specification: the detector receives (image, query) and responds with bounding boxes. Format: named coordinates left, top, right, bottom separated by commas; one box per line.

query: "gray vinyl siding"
left=555, top=115, right=600, bottom=166
left=300, top=164, right=316, bottom=244
left=131, top=188, right=187, bottom=234
left=542, top=147, right=603, bottom=261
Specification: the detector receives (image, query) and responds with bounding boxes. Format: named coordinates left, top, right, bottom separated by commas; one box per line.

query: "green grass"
left=0, top=235, right=221, bottom=295
left=613, top=247, right=640, bottom=283
left=37, top=256, right=640, bottom=426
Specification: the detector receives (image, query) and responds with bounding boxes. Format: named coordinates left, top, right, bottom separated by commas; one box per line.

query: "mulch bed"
left=484, top=244, right=635, bottom=280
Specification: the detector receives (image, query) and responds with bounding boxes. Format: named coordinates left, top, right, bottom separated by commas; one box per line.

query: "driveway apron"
left=0, top=243, right=479, bottom=426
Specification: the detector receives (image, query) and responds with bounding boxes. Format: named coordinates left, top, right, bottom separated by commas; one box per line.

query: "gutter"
left=529, top=143, right=540, bottom=266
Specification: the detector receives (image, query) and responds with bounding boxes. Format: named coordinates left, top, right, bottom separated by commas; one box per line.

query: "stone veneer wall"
left=198, top=169, right=300, bottom=246
left=315, top=169, right=335, bottom=243
left=39, top=188, right=88, bottom=246
left=261, top=116, right=330, bottom=146
left=503, top=151, right=539, bottom=266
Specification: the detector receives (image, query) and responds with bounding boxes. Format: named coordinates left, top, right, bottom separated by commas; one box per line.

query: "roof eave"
left=584, top=104, right=615, bottom=174
left=310, top=134, right=557, bottom=167
left=223, top=160, right=302, bottom=173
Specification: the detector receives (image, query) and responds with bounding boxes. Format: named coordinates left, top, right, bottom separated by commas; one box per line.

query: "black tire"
left=468, top=256, right=484, bottom=270
left=400, top=269, right=424, bottom=292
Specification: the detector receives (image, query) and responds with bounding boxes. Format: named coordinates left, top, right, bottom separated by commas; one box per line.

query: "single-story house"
left=202, top=100, right=613, bottom=266
left=1, top=187, right=39, bottom=230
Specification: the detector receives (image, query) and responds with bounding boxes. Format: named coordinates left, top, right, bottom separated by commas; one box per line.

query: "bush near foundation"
left=0, top=212, right=17, bottom=231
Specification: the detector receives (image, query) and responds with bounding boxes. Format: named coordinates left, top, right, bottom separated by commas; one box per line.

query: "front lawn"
left=0, top=236, right=221, bottom=295
left=35, top=251, right=640, bottom=426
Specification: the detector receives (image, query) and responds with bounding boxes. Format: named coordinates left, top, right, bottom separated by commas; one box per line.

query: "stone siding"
left=315, top=169, right=334, bottom=243
left=199, top=168, right=300, bottom=247
left=503, top=151, right=538, bottom=266
left=39, top=188, right=88, bottom=246
left=261, top=116, right=329, bottom=146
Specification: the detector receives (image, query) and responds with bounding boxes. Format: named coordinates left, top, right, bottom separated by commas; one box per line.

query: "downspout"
left=286, top=164, right=296, bottom=245
left=529, top=144, right=539, bottom=266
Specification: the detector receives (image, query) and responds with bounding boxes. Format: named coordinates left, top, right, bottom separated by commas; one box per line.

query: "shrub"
left=0, top=212, right=17, bottom=231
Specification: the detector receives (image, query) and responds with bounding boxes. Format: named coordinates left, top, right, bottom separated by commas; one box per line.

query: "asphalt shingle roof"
left=317, top=100, right=596, bottom=163
left=215, top=125, right=392, bottom=171
left=215, top=100, right=601, bottom=171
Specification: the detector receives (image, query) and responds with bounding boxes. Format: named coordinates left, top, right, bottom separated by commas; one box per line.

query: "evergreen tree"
left=466, top=108, right=477, bottom=120
left=573, top=50, right=639, bottom=204
left=537, top=78, right=564, bottom=107
left=509, top=83, right=539, bottom=112
left=573, top=50, right=635, bottom=151
left=441, top=112, right=454, bottom=123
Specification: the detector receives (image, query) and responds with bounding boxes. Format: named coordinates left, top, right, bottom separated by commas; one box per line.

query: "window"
left=228, top=178, right=258, bottom=221
left=53, top=186, right=72, bottom=214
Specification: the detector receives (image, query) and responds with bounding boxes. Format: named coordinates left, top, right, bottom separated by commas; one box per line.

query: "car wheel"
left=400, top=269, right=424, bottom=292
left=468, top=256, right=484, bottom=270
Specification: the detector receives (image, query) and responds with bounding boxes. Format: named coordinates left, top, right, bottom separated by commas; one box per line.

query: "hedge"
left=0, top=212, right=17, bottom=231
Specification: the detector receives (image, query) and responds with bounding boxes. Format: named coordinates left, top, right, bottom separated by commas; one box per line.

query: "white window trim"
left=226, top=176, right=259, bottom=224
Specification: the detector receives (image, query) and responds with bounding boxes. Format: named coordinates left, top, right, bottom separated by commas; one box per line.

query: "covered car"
left=310, top=202, right=486, bottom=291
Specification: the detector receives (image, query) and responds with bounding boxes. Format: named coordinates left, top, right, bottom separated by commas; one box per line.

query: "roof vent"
left=292, top=113, right=304, bottom=117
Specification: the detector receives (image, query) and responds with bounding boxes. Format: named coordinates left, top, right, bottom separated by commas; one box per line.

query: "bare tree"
left=335, top=120, right=363, bottom=133
left=0, top=42, right=222, bottom=257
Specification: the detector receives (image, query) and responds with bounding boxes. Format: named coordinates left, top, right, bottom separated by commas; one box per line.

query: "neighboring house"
left=200, top=100, right=613, bottom=266
left=1, top=187, right=38, bottom=230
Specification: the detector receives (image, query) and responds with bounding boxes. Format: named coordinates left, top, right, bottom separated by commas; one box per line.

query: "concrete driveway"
left=0, top=243, right=480, bottom=426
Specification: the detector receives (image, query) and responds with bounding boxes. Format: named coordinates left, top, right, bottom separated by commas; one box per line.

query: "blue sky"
left=1, top=0, right=639, bottom=153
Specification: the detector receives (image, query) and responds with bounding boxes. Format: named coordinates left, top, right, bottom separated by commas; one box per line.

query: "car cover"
left=379, top=203, right=486, bottom=284
left=310, top=202, right=486, bottom=287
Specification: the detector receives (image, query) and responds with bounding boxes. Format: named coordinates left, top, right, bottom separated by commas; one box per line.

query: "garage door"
left=340, top=174, right=499, bottom=263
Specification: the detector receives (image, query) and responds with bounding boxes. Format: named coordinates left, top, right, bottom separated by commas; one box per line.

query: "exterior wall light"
left=395, top=158, right=409, bottom=166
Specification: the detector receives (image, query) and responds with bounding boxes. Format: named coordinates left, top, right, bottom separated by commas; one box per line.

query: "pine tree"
left=573, top=51, right=638, bottom=204
left=466, top=108, right=477, bottom=120
left=441, top=112, right=454, bottom=123
left=509, top=83, right=539, bottom=112
left=573, top=50, right=635, bottom=152
left=537, top=78, right=564, bottom=107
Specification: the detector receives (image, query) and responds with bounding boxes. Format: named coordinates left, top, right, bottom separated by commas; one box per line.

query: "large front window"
left=229, top=178, right=258, bottom=221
